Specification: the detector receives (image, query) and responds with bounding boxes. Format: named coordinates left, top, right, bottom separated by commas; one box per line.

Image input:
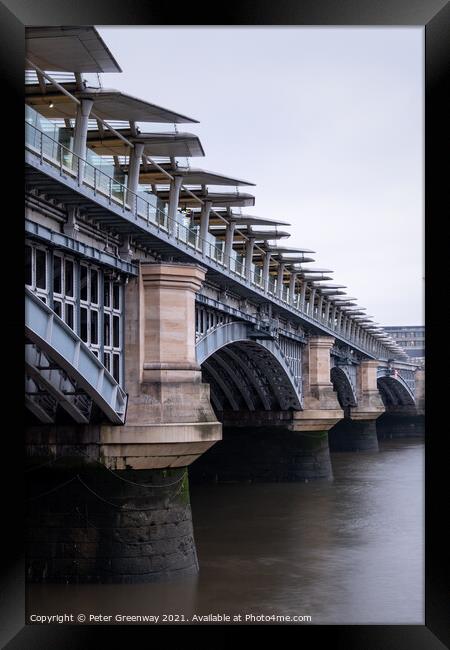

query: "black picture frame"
left=0, top=0, right=448, bottom=646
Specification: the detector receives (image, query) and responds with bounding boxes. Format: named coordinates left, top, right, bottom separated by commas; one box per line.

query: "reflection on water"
left=26, top=438, right=424, bottom=625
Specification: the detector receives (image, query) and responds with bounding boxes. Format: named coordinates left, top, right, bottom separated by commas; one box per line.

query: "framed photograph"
left=0, top=1, right=447, bottom=646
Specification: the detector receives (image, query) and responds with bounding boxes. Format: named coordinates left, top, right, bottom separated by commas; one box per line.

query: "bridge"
left=24, top=27, right=424, bottom=584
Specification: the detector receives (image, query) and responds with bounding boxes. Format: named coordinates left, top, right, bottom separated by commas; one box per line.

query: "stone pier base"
left=376, top=413, right=425, bottom=439
left=26, top=464, right=198, bottom=584
left=189, top=425, right=333, bottom=483
left=328, top=418, right=379, bottom=451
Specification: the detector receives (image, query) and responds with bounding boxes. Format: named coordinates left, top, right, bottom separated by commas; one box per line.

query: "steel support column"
left=200, top=199, right=213, bottom=256
left=263, top=252, right=272, bottom=292
left=308, top=287, right=317, bottom=317
left=277, top=262, right=286, bottom=298
left=167, top=174, right=183, bottom=236
left=126, top=142, right=145, bottom=207
left=224, top=220, right=236, bottom=264
left=289, top=271, right=297, bottom=304
left=300, top=280, right=308, bottom=311
left=245, top=237, right=256, bottom=282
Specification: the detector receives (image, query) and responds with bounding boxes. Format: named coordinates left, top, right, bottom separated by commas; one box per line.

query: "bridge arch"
left=330, top=366, right=357, bottom=409
left=377, top=375, right=415, bottom=408
left=196, top=321, right=302, bottom=412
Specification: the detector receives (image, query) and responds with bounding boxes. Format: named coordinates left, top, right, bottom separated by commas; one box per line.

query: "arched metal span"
left=330, top=366, right=357, bottom=409
left=196, top=321, right=302, bottom=412
left=377, top=375, right=415, bottom=408
left=25, top=288, right=127, bottom=424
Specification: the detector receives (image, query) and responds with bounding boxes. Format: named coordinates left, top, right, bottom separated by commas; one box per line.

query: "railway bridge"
left=24, top=27, right=424, bottom=584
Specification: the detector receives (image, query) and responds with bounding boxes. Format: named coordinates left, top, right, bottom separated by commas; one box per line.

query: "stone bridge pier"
left=191, top=335, right=343, bottom=483
left=26, top=262, right=222, bottom=583
left=376, top=366, right=424, bottom=439
left=328, top=360, right=385, bottom=452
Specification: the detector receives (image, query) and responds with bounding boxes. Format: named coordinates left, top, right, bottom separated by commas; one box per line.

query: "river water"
left=26, top=438, right=424, bottom=625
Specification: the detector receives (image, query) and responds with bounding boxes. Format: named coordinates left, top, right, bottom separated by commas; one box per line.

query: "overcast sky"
left=97, top=27, right=424, bottom=326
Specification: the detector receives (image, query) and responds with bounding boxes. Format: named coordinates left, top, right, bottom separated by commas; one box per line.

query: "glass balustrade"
left=136, top=186, right=168, bottom=228
left=206, top=235, right=225, bottom=265
left=252, top=265, right=263, bottom=287
left=229, top=250, right=245, bottom=277
left=268, top=277, right=276, bottom=295
left=25, top=105, right=168, bottom=222
left=172, top=212, right=199, bottom=247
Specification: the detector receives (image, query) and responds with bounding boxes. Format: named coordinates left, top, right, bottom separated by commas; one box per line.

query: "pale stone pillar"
left=292, top=335, right=343, bottom=432
left=140, top=263, right=204, bottom=383
left=414, top=368, right=425, bottom=415
left=100, top=262, right=222, bottom=470
left=358, top=359, right=379, bottom=393
left=351, top=359, right=385, bottom=420
left=308, top=336, right=335, bottom=387
left=324, top=300, right=331, bottom=325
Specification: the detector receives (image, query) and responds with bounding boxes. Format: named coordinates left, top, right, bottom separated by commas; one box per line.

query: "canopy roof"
left=134, top=167, right=254, bottom=187
left=26, top=86, right=198, bottom=124
left=343, top=309, right=367, bottom=314
left=26, top=27, right=122, bottom=73
left=267, top=246, right=316, bottom=255
left=302, top=273, right=333, bottom=281
left=207, top=212, right=290, bottom=227
left=297, top=267, right=333, bottom=274
left=311, top=283, right=347, bottom=289
left=209, top=228, right=290, bottom=241
left=278, top=255, right=316, bottom=263
left=156, top=191, right=256, bottom=208
left=85, top=132, right=205, bottom=158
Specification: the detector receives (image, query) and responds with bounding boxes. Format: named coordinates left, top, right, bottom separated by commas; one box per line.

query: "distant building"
left=384, top=326, right=425, bottom=366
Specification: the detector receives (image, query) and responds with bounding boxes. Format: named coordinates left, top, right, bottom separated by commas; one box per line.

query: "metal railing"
left=25, top=120, right=397, bottom=361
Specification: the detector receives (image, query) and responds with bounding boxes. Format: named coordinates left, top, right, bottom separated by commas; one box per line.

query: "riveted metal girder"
left=25, top=288, right=127, bottom=424
left=25, top=345, right=92, bottom=423
left=196, top=320, right=302, bottom=410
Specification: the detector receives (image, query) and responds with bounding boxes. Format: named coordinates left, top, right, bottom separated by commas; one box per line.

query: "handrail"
left=25, top=120, right=398, bottom=362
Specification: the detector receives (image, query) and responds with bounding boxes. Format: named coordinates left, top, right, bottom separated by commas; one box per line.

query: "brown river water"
left=26, top=438, right=424, bottom=625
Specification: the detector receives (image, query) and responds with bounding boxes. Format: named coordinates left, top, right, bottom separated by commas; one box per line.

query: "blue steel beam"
left=25, top=288, right=127, bottom=424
